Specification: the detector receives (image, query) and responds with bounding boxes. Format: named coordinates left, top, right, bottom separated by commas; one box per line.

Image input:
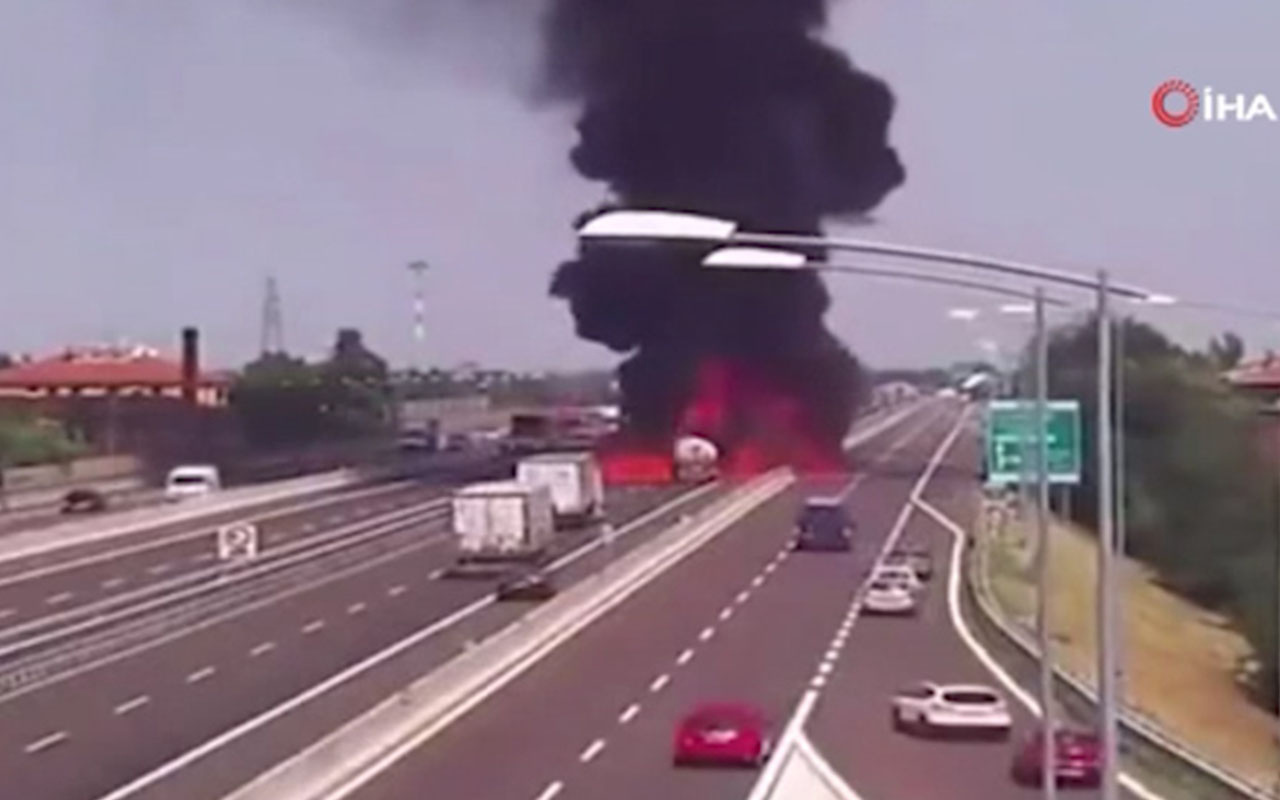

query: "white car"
left=872, top=564, right=922, bottom=594
left=891, top=682, right=1012, bottom=739
left=862, top=579, right=917, bottom=615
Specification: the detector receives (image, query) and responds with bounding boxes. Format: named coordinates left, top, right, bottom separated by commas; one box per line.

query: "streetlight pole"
left=1033, top=285, right=1057, bottom=800
left=1096, top=270, right=1120, bottom=800
left=1115, top=314, right=1128, bottom=702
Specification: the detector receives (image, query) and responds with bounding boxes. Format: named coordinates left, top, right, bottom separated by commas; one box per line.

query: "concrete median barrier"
left=225, top=468, right=798, bottom=800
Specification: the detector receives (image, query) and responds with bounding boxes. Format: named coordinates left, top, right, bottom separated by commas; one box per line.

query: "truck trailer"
left=516, top=452, right=606, bottom=527
left=446, top=480, right=556, bottom=576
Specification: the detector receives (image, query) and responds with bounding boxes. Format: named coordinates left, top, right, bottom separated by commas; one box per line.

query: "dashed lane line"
left=186, top=666, right=216, bottom=684
left=114, top=695, right=150, bottom=716
left=24, top=731, right=68, bottom=754
left=578, top=738, right=606, bottom=763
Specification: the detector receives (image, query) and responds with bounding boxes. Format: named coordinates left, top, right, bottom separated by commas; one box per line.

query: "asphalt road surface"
left=0, top=477, right=718, bottom=800
left=333, top=406, right=956, bottom=800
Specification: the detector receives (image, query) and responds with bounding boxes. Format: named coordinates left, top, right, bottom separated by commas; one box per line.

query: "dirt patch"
left=980, top=494, right=1278, bottom=790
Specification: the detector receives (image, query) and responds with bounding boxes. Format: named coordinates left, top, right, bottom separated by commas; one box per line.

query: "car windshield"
left=869, top=580, right=897, bottom=592
left=943, top=690, right=1000, bottom=705
left=169, top=475, right=208, bottom=486
left=799, top=503, right=846, bottom=528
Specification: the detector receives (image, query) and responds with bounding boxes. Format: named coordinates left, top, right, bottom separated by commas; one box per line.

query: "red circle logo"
left=1152, top=79, right=1199, bottom=127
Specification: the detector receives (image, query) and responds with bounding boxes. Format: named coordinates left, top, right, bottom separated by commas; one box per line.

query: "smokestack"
left=542, top=0, right=904, bottom=474
left=180, top=327, right=199, bottom=405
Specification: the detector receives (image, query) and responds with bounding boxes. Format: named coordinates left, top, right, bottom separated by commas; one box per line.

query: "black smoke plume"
left=543, top=0, right=906, bottom=456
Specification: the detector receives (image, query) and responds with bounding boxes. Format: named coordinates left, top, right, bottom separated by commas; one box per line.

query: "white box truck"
left=449, top=481, right=555, bottom=572
left=516, top=452, right=606, bottom=527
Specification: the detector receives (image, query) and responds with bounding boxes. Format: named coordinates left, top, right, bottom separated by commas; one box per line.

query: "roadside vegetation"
left=0, top=413, right=86, bottom=467
left=1036, top=316, right=1276, bottom=711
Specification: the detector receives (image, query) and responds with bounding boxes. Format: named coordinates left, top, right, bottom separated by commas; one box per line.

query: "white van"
left=164, top=464, right=221, bottom=501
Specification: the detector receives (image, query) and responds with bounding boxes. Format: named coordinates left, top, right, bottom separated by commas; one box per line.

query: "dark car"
left=794, top=497, right=853, bottom=551
left=1011, top=728, right=1103, bottom=787
left=61, top=488, right=108, bottom=514
left=495, top=568, right=557, bottom=602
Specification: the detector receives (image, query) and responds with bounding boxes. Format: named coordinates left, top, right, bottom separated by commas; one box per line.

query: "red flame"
left=597, top=357, right=848, bottom=485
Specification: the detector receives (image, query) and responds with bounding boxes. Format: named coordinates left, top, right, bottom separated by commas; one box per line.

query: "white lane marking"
left=534, top=780, right=564, bottom=800
left=192, top=553, right=216, bottom=564
left=387, top=584, right=407, bottom=597
left=347, top=603, right=367, bottom=616
left=250, top=642, right=276, bottom=658
left=817, top=661, right=835, bottom=676
left=698, top=626, right=715, bottom=642
left=91, top=483, right=726, bottom=800
left=46, top=591, right=73, bottom=605
left=764, top=562, right=777, bottom=575
left=619, top=703, right=641, bottom=724
left=649, top=673, right=670, bottom=692
left=676, top=648, right=694, bottom=666
left=825, top=648, right=840, bottom=661
left=579, top=738, right=606, bottom=763
left=302, top=619, right=326, bottom=635
left=24, top=731, right=68, bottom=754
left=114, top=695, right=150, bottom=716
left=102, top=577, right=126, bottom=590
left=917, top=494, right=1166, bottom=800
left=718, top=607, right=733, bottom=622
left=751, top=575, right=765, bottom=588
left=0, top=608, right=14, bottom=621
left=147, top=562, right=172, bottom=575
left=735, top=590, right=750, bottom=604
left=186, top=666, right=216, bottom=684
left=427, top=568, right=444, bottom=580
left=810, top=675, right=828, bottom=689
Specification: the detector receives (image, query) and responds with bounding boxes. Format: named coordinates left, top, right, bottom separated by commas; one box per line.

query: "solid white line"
left=186, top=666, right=216, bottom=684
left=24, top=731, right=68, bottom=754
left=93, top=481, right=744, bottom=800
left=534, top=780, right=564, bottom=800
left=102, top=577, right=126, bottom=590
left=578, top=738, right=606, bottom=763
left=387, top=585, right=407, bottom=597
left=250, top=642, right=276, bottom=658
left=114, top=695, right=150, bottom=716
left=347, top=603, right=367, bottom=616
left=650, top=673, right=670, bottom=692
left=698, top=626, right=715, bottom=642
left=918, top=493, right=1166, bottom=800
left=46, top=591, right=73, bottom=605
left=302, top=620, right=326, bottom=635
left=619, top=703, right=641, bottom=724
left=676, top=648, right=694, bottom=666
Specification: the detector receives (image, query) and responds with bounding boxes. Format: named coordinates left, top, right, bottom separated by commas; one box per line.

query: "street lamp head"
left=998, top=302, right=1035, bottom=316
left=1139, top=293, right=1178, bottom=306
left=948, top=308, right=981, bottom=321
left=701, top=246, right=808, bottom=270
left=577, top=210, right=739, bottom=242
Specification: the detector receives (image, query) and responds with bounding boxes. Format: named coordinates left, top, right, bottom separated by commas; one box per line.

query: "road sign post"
left=217, top=522, right=260, bottom=564
left=984, top=400, right=1082, bottom=486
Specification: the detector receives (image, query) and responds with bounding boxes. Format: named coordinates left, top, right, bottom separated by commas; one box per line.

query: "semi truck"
left=446, top=480, right=556, bottom=576
left=516, top=452, right=606, bottom=528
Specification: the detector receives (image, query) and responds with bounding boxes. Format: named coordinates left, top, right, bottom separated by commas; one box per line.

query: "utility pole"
left=260, top=276, right=285, bottom=356
left=407, top=260, right=430, bottom=374
left=1096, top=270, right=1120, bottom=800
left=1033, top=286, right=1057, bottom=800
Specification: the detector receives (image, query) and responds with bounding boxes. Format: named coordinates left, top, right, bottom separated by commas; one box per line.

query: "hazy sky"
left=2, top=1, right=1277, bottom=371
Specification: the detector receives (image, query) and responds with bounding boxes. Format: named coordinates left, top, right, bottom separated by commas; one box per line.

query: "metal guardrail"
left=968, top=499, right=1276, bottom=800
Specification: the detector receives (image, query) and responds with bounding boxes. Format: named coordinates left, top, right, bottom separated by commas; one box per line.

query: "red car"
left=672, top=703, right=773, bottom=767
left=1011, top=728, right=1103, bottom=787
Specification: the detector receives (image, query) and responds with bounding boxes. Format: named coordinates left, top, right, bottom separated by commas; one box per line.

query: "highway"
left=321, top=404, right=956, bottom=800
left=0, top=461, right=731, bottom=799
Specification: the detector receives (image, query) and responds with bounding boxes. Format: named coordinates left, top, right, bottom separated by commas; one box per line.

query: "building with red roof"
left=1225, top=354, right=1280, bottom=406
left=0, top=344, right=229, bottom=406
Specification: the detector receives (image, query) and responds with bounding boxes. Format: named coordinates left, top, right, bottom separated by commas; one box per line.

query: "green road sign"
left=984, top=400, right=1082, bottom=485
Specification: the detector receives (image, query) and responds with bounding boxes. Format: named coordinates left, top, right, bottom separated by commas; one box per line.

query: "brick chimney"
left=180, top=327, right=199, bottom=404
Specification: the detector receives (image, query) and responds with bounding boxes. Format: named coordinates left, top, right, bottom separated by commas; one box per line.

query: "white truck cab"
left=164, top=464, right=221, bottom=501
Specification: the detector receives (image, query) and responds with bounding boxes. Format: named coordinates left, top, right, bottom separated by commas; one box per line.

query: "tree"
left=1045, top=314, right=1277, bottom=709
left=1207, top=331, right=1245, bottom=370
left=230, top=353, right=329, bottom=447
left=0, top=353, right=12, bottom=370
left=320, top=329, right=391, bottom=435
